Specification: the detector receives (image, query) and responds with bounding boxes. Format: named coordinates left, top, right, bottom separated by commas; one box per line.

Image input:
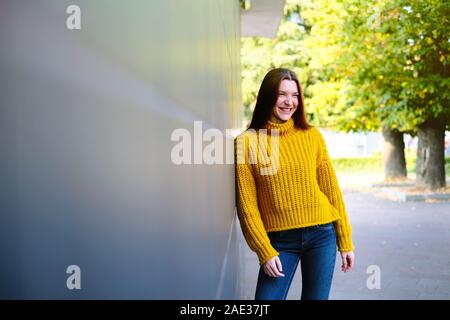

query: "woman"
left=235, top=68, right=355, bottom=300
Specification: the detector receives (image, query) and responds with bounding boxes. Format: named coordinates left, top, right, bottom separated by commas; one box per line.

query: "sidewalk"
left=238, top=190, right=450, bottom=300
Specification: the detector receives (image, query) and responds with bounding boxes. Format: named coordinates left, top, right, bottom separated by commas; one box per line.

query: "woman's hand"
left=263, top=256, right=285, bottom=277
left=340, top=251, right=355, bottom=273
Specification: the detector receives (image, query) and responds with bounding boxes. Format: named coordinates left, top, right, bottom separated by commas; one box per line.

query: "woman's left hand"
left=340, top=251, right=354, bottom=273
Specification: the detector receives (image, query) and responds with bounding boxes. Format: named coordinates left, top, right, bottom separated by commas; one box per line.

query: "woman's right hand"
left=263, top=256, right=285, bottom=277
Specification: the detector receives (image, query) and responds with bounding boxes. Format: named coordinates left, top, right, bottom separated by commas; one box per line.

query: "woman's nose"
left=285, top=96, right=293, bottom=105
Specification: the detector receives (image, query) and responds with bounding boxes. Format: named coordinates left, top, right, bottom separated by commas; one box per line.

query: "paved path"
left=239, top=190, right=450, bottom=300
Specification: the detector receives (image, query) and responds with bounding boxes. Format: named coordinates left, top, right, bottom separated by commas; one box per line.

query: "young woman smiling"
left=235, top=68, right=355, bottom=300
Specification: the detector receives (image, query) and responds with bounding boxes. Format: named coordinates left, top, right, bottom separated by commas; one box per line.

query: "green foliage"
left=354, top=0, right=450, bottom=132
left=332, top=156, right=383, bottom=173
left=241, top=0, right=312, bottom=114
left=241, top=0, right=450, bottom=132
left=321, top=0, right=450, bottom=132
left=332, top=155, right=450, bottom=176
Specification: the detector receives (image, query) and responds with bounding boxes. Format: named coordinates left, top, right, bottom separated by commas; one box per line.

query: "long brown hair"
left=248, top=68, right=310, bottom=130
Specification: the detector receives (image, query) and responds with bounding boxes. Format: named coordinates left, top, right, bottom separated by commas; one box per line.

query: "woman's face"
left=270, top=80, right=299, bottom=123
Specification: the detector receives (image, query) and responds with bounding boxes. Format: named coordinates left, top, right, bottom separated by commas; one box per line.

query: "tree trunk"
left=416, top=118, right=446, bottom=189
left=382, top=126, right=407, bottom=180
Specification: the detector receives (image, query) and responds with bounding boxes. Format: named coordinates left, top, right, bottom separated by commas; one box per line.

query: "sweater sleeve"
left=315, top=129, right=355, bottom=252
left=235, top=135, right=279, bottom=265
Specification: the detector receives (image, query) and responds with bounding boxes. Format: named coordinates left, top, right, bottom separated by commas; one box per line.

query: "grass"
left=332, top=152, right=450, bottom=177
left=332, top=156, right=383, bottom=173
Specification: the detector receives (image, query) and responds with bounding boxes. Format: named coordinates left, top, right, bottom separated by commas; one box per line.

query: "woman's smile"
left=278, top=106, right=293, bottom=114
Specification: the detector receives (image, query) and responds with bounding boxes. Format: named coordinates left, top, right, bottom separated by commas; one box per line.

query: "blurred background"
left=0, top=0, right=449, bottom=299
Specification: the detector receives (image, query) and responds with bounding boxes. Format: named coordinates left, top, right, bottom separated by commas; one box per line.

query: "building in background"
left=321, top=130, right=383, bottom=158
left=0, top=0, right=285, bottom=299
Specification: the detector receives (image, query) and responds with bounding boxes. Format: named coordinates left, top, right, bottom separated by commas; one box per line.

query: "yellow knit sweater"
left=235, top=118, right=354, bottom=265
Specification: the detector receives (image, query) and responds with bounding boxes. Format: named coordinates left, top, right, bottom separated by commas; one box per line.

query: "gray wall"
left=0, top=0, right=242, bottom=299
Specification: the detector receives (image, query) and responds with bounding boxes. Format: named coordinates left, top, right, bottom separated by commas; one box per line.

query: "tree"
left=351, top=0, right=450, bottom=188
left=303, top=0, right=450, bottom=187
left=241, top=0, right=450, bottom=188
left=301, top=0, right=409, bottom=180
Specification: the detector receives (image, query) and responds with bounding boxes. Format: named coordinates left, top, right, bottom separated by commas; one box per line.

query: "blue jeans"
left=255, top=223, right=337, bottom=300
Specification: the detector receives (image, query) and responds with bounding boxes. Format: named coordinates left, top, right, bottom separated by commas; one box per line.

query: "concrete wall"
left=0, top=0, right=241, bottom=299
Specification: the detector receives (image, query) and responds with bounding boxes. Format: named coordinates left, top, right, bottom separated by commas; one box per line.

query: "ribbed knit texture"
left=235, top=118, right=354, bottom=265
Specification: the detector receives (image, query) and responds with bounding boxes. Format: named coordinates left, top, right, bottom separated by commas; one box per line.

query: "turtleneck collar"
left=265, top=117, right=295, bottom=136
